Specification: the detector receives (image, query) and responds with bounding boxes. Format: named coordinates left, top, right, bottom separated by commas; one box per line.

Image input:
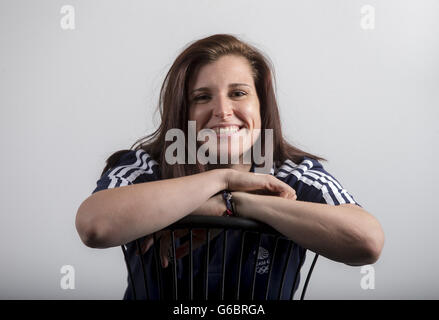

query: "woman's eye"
left=231, top=91, right=247, bottom=97
left=194, top=95, right=210, bottom=101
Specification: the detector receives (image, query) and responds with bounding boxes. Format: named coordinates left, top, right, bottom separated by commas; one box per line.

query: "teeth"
left=213, top=126, right=240, bottom=134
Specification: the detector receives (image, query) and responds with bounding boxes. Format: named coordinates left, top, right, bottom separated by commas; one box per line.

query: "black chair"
left=121, top=215, right=319, bottom=300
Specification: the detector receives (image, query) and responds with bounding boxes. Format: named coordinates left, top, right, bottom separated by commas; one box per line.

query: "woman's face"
left=188, top=54, right=261, bottom=164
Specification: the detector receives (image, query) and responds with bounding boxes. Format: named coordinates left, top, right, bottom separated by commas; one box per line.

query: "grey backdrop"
left=1, top=0, right=438, bottom=299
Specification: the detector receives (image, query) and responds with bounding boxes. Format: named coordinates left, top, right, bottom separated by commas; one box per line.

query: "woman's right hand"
left=224, top=169, right=296, bottom=200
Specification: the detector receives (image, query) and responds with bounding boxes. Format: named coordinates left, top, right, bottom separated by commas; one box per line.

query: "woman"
left=75, top=34, right=384, bottom=300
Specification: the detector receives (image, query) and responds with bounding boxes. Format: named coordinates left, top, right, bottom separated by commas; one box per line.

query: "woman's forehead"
left=190, top=55, right=255, bottom=90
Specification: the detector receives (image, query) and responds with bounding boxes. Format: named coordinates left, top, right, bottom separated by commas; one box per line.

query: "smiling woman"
left=75, top=33, right=384, bottom=300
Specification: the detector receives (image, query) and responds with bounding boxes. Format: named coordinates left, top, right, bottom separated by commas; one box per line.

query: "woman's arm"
left=76, top=169, right=227, bottom=249
left=76, top=169, right=295, bottom=249
left=232, top=192, right=384, bottom=266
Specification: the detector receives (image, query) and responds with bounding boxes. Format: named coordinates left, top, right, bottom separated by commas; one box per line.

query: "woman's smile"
left=208, top=124, right=245, bottom=137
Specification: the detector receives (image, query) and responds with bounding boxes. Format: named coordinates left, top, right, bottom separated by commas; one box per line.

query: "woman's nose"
left=213, top=95, right=233, bottom=118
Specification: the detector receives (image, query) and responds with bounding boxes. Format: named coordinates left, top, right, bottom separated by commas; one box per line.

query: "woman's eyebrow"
left=229, top=83, right=252, bottom=88
left=190, top=83, right=252, bottom=95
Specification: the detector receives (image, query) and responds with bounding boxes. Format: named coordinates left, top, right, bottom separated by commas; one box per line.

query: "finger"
left=162, top=254, right=169, bottom=268
left=271, top=179, right=295, bottom=199
left=142, top=237, right=155, bottom=254
left=159, top=231, right=172, bottom=268
left=160, top=249, right=169, bottom=268
left=136, top=234, right=153, bottom=256
left=290, top=189, right=297, bottom=200
left=138, top=230, right=165, bottom=255
left=269, top=177, right=294, bottom=195
left=280, top=189, right=296, bottom=200
left=160, top=236, right=169, bottom=268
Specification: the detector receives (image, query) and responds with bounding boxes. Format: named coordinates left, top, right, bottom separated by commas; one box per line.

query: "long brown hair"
left=101, top=34, right=326, bottom=178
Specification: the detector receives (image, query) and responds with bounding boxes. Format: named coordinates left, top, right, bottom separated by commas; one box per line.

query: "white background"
left=1, top=0, right=438, bottom=299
